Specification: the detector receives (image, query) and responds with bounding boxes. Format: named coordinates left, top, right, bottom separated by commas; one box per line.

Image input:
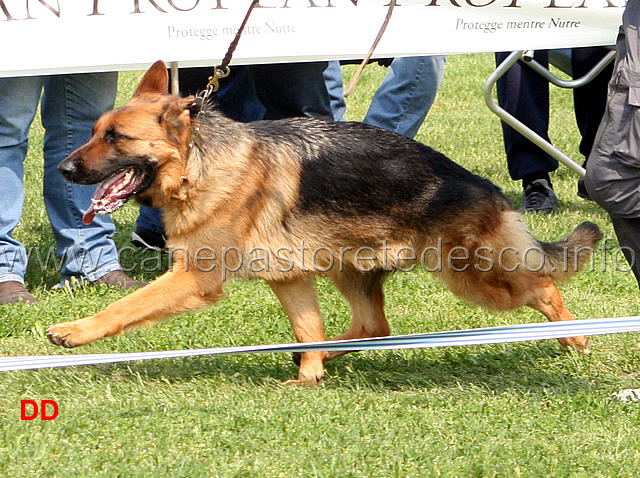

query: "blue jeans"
left=324, top=61, right=346, bottom=122
left=363, top=56, right=447, bottom=138
left=136, top=206, right=164, bottom=235
left=0, top=72, right=122, bottom=286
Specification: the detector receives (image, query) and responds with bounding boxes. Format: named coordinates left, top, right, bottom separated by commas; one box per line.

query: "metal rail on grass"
left=2, top=316, right=640, bottom=372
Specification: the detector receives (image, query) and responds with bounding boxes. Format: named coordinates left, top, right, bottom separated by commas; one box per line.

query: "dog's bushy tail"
left=538, top=221, right=602, bottom=283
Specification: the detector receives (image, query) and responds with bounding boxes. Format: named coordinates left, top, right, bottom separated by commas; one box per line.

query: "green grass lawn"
left=3, top=54, right=640, bottom=477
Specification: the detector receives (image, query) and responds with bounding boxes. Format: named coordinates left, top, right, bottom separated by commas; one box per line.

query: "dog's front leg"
left=47, top=270, right=223, bottom=348
left=268, top=278, right=327, bottom=386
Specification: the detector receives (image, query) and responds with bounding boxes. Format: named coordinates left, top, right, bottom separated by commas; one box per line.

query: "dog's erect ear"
left=134, top=60, right=169, bottom=97
left=160, top=96, right=196, bottom=146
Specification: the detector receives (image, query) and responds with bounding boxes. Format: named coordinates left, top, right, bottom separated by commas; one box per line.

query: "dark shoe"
left=577, top=177, right=592, bottom=201
left=521, top=179, right=560, bottom=214
left=93, top=271, right=147, bottom=290
left=0, top=281, right=37, bottom=305
left=131, top=227, right=167, bottom=252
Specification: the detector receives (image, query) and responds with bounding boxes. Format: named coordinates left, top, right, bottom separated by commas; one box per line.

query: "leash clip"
left=188, top=65, right=231, bottom=151
left=206, top=65, right=231, bottom=94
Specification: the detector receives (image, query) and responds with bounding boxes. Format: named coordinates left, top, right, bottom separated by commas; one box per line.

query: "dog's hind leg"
left=269, top=278, right=328, bottom=386
left=526, top=276, right=590, bottom=354
left=322, top=270, right=390, bottom=363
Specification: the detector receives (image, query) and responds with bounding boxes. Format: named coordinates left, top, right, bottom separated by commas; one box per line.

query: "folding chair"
left=483, top=49, right=616, bottom=177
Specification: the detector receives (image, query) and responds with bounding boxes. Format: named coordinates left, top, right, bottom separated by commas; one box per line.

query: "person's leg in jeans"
left=363, top=55, right=446, bottom=138
left=41, top=72, right=143, bottom=287
left=323, top=61, right=346, bottom=122
left=0, top=76, right=42, bottom=302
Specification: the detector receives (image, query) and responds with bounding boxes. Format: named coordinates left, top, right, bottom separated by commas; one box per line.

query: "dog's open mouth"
left=83, top=168, right=145, bottom=224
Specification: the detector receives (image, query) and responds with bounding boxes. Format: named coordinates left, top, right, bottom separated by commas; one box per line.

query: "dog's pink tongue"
left=83, top=206, right=96, bottom=225
left=81, top=169, right=132, bottom=225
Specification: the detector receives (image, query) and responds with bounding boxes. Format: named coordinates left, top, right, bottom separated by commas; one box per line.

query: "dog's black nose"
left=58, top=157, right=77, bottom=180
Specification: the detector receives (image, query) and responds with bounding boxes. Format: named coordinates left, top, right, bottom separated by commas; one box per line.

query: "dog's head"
left=59, top=60, right=195, bottom=224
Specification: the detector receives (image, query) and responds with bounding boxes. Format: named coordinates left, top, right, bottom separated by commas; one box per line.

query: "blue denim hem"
left=0, top=273, right=25, bottom=285
left=58, top=262, right=122, bottom=287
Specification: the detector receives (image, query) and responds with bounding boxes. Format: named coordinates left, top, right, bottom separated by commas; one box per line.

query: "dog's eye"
left=105, top=129, right=131, bottom=144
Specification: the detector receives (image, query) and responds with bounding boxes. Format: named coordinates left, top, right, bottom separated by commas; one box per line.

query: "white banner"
left=0, top=0, right=625, bottom=77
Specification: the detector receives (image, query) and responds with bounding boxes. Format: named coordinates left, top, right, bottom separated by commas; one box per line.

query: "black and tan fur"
left=47, top=61, right=602, bottom=385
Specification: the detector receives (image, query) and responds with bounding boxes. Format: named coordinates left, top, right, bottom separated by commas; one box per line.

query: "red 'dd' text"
left=20, top=400, right=58, bottom=420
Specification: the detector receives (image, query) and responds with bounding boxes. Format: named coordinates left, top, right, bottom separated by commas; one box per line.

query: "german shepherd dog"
left=48, top=61, right=601, bottom=385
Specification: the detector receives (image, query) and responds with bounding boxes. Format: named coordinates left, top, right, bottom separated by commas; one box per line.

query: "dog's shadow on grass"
left=98, top=341, right=592, bottom=395
left=330, top=345, right=589, bottom=393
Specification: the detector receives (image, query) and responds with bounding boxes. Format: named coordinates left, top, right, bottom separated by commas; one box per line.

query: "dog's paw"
left=283, top=374, right=325, bottom=387
left=47, top=320, right=93, bottom=348
left=283, top=366, right=326, bottom=387
left=559, top=336, right=590, bottom=355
